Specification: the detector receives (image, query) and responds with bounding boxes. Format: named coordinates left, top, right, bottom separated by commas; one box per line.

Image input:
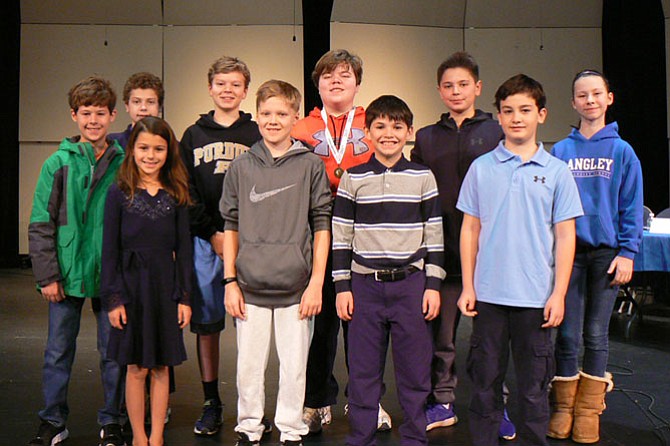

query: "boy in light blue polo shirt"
left=456, top=74, right=583, bottom=446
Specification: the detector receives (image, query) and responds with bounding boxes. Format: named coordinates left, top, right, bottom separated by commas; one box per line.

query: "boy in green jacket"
left=28, top=76, right=126, bottom=446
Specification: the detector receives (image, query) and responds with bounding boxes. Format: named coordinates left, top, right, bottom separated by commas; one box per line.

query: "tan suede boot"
left=547, top=374, right=580, bottom=439
left=572, top=371, right=614, bottom=443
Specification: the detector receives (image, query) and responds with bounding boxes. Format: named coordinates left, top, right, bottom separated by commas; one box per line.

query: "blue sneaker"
left=194, top=399, right=223, bottom=436
left=426, top=403, right=458, bottom=431
left=499, top=408, right=516, bottom=440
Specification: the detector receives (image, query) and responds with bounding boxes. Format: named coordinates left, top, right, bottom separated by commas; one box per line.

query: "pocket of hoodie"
left=56, top=229, right=76, bottom=278
left=236, top=242, right=310, bottom=294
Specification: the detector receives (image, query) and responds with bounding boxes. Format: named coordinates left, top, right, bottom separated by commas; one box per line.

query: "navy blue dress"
left=101, top=184, right=192, bottom=368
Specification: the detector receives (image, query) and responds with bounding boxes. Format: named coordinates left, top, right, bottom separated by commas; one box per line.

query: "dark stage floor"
left=2, top=268, right=669, bottom=446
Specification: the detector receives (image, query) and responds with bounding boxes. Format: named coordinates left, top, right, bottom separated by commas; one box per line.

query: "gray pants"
left=430, top=280, right=461, bottom=404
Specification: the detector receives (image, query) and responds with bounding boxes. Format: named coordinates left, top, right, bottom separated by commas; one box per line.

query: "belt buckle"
left=374, top=270, right=384, bottom=282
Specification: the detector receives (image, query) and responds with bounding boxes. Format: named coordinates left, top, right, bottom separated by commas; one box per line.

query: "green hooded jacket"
left=29, top=136, right=124, bottom=298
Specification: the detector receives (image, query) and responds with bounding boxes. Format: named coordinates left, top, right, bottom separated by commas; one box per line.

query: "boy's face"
left=365, top=116, right=413, bottom=166
left=125, top=88, right=160, bottom=125
left=209, top=71, right=248, bottom=113
left=132, top=131, right=168, bottom=181
left=256, top=96, right=299, bottom=149
left=318, top=63, right=360, bottom=113
left=497, top=93, right=547, bottom=147
left=438, top=67, right=481, bottom=116
left=70, top=105, right=117, bottom=146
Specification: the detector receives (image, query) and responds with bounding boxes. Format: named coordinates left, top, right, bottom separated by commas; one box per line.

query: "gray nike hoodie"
left=220, top=138, right=332, bottom=306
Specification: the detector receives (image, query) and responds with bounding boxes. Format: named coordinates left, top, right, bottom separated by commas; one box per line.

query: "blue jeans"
left=39, top=296, right=123, bottom=427
left=555, top=247, right=619, bottom=377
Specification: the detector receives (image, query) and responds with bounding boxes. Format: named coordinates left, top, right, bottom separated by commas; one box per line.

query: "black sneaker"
left=193, top=399, right=222, bottom=436
left=235, top=432, right=260, bottom=445
left=99, top=423, right=126, bottom=446
left=281, top=440, right=303, bottom=446
left=28, top=420, right=69, bottom=446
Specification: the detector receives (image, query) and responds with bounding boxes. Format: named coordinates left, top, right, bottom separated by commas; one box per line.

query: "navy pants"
left=467, top=302, right=554, bottom=446
left=347, top=271, right=432, bottom=446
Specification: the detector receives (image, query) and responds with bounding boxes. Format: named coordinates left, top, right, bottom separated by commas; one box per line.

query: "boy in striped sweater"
left=332, top=95, right=445, bottom=446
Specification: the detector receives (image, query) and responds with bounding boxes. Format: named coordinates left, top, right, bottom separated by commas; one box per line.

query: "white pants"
left=235, top=303, right=313, bottom=442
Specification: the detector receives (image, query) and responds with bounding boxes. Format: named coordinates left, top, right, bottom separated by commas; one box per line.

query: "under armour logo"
left=534, top=176, right=546, bottom=183
left=471, top=137, right=484, bottom=146
left=312, top=128, right=371, bottom=157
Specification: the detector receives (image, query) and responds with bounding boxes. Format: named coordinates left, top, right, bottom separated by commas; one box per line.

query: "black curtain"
left=0, top=1, right=21, bottom=267
left=302, top=0, right=334, bottom=113
left=603, top=0, right=668, bottom=213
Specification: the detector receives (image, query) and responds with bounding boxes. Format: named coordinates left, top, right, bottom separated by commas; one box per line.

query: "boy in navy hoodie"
left=180, top=55, right=261, bottom=436
left=410, top=52, right=516, bottom=438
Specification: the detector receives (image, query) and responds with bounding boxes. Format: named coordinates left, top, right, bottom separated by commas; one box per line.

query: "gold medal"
left=334, top=167, right=344, bottom=178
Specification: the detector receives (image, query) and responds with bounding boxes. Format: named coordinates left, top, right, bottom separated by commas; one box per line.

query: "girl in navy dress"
left=101, top=116, right=193, bottom=446
left=549, top=70, right=643, bottom=443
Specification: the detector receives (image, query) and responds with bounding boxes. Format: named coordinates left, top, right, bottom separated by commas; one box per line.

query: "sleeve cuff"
left=425, top=276, right=443, bottom=291
left=334, top=279, right=351, bottom=293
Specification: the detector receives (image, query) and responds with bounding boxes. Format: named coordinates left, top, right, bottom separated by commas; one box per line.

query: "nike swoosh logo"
left=249, top=184, right=297, bottom=203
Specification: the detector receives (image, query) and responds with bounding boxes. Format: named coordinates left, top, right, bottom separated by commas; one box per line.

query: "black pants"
left=467, top=302, right=554, bottom=446
left=304, top=254, right=343, bottom=408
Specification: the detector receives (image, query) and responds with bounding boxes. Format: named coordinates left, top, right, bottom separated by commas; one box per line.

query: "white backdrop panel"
left=20, top=24, right=163, bottom=141
left=163, top=25, right=304, bottom=138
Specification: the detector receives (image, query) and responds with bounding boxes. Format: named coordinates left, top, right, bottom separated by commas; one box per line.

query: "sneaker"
left=498, top=408, right=516, bottom=440
left=281, top=440, right=303, bottom=446
left=235, top=432, right=260, bottom=445
left=302, top=407, right=323, bottom=434
left=193, top=399, right=223, bottom=436
left=28, top=420, right=69, bottom=446
left=425, top=403, right=458, bottom=431
left=144, top=405, right=172, bottom=425
left=377, top=404, right=392, bottom=431
left=318, top=406, right=332, bottom=425
left=262, top=416, right=273, bottom=434
left=99, top=423, right=126, bottom=446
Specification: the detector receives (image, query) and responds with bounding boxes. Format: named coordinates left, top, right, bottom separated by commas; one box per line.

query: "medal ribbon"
left=321, top=108, right=356, bottom=166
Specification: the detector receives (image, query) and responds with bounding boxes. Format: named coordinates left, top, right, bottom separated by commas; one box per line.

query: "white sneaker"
left=377, top=404, right=392, bottom=431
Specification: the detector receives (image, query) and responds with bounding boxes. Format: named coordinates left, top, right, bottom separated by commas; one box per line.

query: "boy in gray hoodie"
left=220, top=79, right=332, bottom=446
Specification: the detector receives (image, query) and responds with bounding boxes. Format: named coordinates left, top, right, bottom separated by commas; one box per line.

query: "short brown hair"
left=494, top=74, right=546, bottom=112
left=122, top=72, right=164, bottom=107
left=208, top=56, right=251, bottom=88
left=311, top=49, right=363, bottom=87
left=256, top=79, right=301, bottom=113
left=437, top=51, right=479, bottom=85
left=365, top=95, right=413, bottom=129
left=68, top=76, right=116, bottom=113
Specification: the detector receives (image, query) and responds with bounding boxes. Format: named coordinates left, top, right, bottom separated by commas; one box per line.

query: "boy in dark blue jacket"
left=410, top=52, right=514, bottom=439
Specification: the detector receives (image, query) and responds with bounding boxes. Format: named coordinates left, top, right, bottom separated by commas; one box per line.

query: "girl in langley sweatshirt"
left=548, top=70, right=643, bottom=444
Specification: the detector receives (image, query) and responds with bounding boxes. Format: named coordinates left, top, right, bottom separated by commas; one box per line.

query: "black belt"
left=368, top=266, right=419, bottom=282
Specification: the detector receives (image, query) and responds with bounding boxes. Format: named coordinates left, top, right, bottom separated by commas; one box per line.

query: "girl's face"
left=572, top=75, right=613, bottom=124
left=133, top=131, right=168, bottom=181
